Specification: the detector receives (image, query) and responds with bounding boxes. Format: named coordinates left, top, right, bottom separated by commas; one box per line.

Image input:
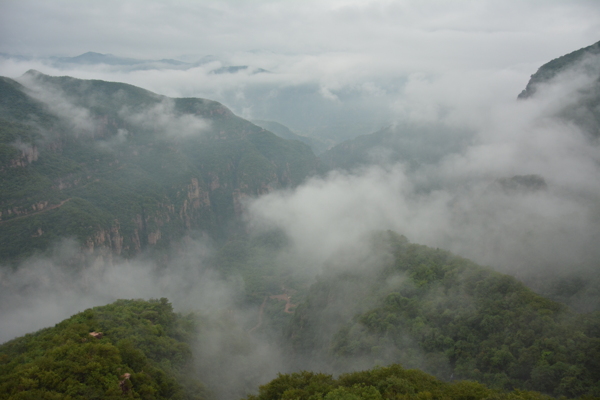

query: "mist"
left=247, top=53, right=600, bottom=302
left=0, top=236, right=292, bottom=399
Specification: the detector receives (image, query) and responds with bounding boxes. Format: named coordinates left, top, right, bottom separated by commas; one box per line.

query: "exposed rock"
left=148, top=229, right=161, bottom=245
left=119, top=372, right=131, bottom=393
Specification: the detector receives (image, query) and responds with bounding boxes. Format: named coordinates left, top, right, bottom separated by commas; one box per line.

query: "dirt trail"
left=0, top=198, right=72, bottom=225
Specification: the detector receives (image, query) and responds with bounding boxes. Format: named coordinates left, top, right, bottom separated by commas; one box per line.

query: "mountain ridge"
left=0, top=71, right=319, bottom=263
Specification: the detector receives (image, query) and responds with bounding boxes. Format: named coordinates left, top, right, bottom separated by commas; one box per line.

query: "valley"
left=1, top=38, right=600, bottom=400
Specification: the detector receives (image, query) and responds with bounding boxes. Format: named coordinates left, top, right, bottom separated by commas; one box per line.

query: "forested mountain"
left=3, top=232, right=599, bottom=399
left=251, top=120, right=330, bottom=155
left=0, top=298, right=204, bottom=399
left=518, top=41, right=600, bottom=100
left=319, top=122, right=471, bottom=172
left=518, top=40, right=600, bottom=137
left=0, top=71, right=318, bottom=263
left=285, top=232, right=600, bottom=398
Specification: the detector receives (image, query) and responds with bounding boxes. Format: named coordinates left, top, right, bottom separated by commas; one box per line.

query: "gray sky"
left=1, top=1, right=599, bottom=70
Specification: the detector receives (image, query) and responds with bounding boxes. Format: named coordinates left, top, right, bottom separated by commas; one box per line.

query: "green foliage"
left=287, top=232, right=600, bottom=398
left=246, top=364, right=554, bottom=400
left=0, top=298, right=205, bottom=400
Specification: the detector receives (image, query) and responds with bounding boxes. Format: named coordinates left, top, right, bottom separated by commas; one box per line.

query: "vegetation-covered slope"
left=251, top=120, right=331, bottom=155
left=247, top=364, right=556, bottom=400
left=286, top=232, right=600, bottom=398
left=518, top=40, right=600, bottom=137
left=0, top=71, right=318, bottom=263
left=518, top=41, right=600, bottom=99
left=0, top=298, right=204, bottom=400
left=319, top=123, right=471, bottom=172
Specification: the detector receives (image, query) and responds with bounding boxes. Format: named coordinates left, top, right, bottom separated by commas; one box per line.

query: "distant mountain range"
left=0, top=51, right=269, bottom=74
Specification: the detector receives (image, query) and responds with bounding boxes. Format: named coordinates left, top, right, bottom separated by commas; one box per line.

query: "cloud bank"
left=247, top=55, right=600, bottom=284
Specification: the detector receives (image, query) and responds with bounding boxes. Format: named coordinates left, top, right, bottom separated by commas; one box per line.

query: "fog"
left=249, top=53, right=600, bottom=279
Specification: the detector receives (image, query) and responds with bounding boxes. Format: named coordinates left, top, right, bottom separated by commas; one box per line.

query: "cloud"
left=0, top=238, right=242, bottom=344
left=122, top=99, right=210, bottom=138
left=245, top=54, right=600, bottom=283
left=17, top=72, right=97, bottom=136
left=0, top=237, right=292, bottom=398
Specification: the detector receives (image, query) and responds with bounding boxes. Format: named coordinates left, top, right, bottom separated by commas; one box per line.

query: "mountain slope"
left=518, top=41, right=600, bottom=99
left=319, top=123, right=471, bottom=172
left=0, top=71, right=318, bottom=263
left=0, top=298, right=205, bottom=400
left=518, top=40, right=600, bottom=137
left=251, top=119, right=331, bottom=155
left=246, top=364, right=555, bottom=400
left=286, top=232, right=600, bottom=398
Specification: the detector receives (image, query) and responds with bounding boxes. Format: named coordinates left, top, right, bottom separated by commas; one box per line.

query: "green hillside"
left=247, top=364, right=555, bottom=400
left=0, top=71, right=318, bottom=263
left=0, top=298, right=205, bottom=400
left=286, top=232, right=600, bottom=398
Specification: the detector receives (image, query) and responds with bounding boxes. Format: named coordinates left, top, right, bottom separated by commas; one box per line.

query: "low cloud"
left=0, top=238, right=240, bottom=344
left=122, top=99, right=210, bottom=138
left=247, top=55, right=600, bottom=284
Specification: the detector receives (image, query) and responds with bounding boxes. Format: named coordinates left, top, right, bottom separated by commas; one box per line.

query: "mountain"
left=0, top=71, right=318, bottom=263
left=518, top=40, right=600, bottom=137
left=0, top=298, right=205, bottom=399
left=518, top=41, right=600, bottom=99
left=319, top=122, right=472, bottom=172
left=50, top=52, right=266, bottom=74
left=53, top=51, right=187, bottom=66
left=251, top=119, right=331, bottom=154
left=285, top=232, right=600, bottom=398
left=211, top=66, right=269, bottom=75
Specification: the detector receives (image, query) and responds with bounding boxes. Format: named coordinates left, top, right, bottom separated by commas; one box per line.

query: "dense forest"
left=247, top=364, right=558, bottom=400
left=0, top=71, right=318, bottom=262
left=0, top=299, right=205, bottom=399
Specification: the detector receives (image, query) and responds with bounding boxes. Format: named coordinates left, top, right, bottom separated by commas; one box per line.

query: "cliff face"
left=0, top=71, right=319, bottom=263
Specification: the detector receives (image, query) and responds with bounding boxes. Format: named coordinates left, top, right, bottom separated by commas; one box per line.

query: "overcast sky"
left=1, top=1, right=598, bottom=68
